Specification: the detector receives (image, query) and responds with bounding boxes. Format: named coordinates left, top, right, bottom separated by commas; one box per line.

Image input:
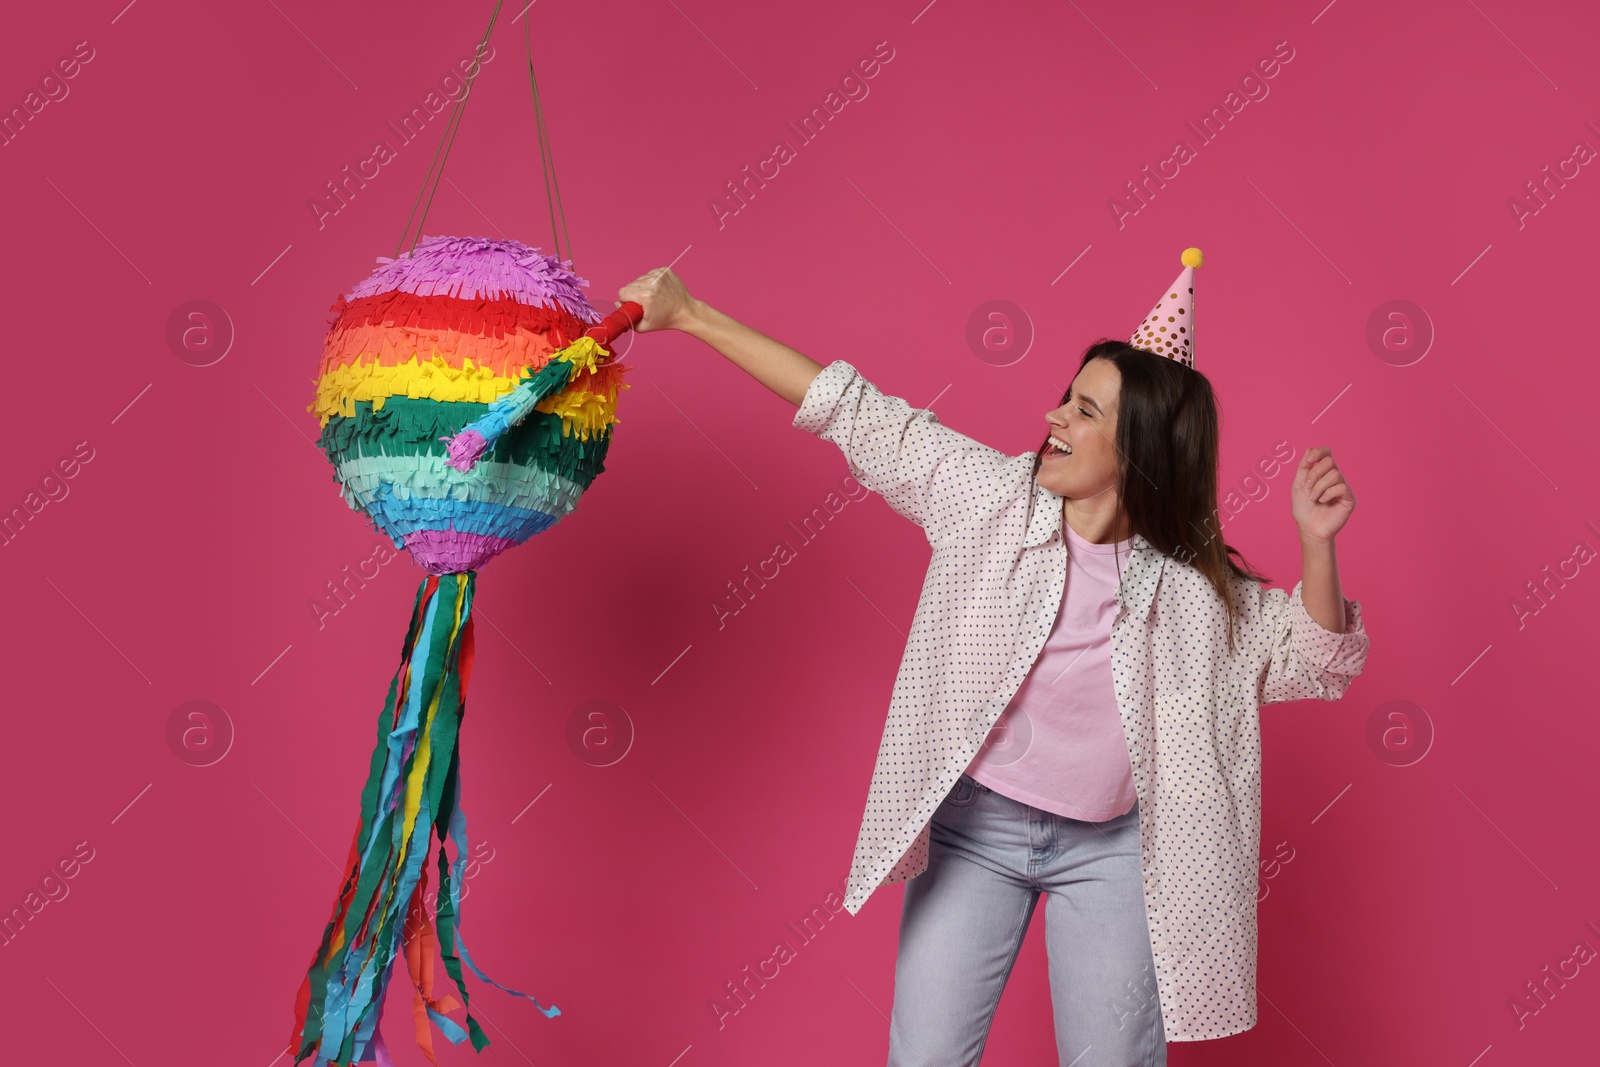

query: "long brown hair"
left=1031, top=339, right=1271, bottom=655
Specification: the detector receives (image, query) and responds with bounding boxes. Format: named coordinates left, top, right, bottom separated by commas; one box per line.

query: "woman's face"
left=1035, top=357, right=1122, bottom=501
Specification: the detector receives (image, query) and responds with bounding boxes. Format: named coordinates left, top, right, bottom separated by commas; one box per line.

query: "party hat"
left=1130, top=247, right=1200, bottom=368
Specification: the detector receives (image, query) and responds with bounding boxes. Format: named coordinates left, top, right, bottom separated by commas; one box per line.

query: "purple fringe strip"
left=346, top=235, right=602, bottom=323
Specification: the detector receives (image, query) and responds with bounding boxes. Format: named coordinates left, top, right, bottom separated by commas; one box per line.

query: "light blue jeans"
left=887, top=773, right=1166, bottom=1067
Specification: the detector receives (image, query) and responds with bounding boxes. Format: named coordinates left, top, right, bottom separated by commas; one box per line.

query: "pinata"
left=288, top=235, right=642, bottom=1067
left=280, top=0, right=655, bottom=1057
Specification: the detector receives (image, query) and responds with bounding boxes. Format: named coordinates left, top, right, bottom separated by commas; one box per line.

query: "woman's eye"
left=1077, top=407, right=1092, bottom=417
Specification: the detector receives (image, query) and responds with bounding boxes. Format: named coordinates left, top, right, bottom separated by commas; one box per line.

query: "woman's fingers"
left=1294, top=448, right=1353, bottom=503
left=1308, top=467, right=1343, bottom=503
left=1296, top=447, right=1327, bottom=487
left=616, top=268, right=691, bottom=332
left=1297, top=449, right=1339, bottom=492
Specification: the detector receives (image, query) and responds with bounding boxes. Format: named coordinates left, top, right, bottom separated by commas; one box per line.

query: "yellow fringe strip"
left=310, top=346, right=631, bottom=438
left=529, top=338, right=634, bottom=438
left=539, top=385, right=630, bottom=438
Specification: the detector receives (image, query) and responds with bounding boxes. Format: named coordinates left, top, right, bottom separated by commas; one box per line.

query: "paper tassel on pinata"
left=290, top=234, right=641, bottom=1066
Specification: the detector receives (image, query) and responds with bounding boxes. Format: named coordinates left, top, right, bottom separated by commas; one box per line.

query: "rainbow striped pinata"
left=290, top=234, right=631, bottom=1066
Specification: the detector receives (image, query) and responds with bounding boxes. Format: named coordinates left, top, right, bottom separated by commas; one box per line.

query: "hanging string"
left=525, top=15, right=574, bottom=268
left=394, top=0, right=576, bottom=269
left=395, top=0, right=507, bottom=259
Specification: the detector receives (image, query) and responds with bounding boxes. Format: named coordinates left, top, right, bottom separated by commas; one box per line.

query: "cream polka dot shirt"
left=792, top=360, right=1371, bottom=1042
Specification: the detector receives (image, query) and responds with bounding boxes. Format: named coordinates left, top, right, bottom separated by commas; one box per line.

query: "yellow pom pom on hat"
left=1130, top=247, right=1201, bottom=368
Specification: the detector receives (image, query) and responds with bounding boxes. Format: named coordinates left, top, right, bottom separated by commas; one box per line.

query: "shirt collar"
left=1024, top=476, right=1166, bottom=622
left=1115, top=535, right=1166, bottom=622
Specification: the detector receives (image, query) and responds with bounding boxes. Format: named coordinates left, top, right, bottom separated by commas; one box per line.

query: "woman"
left=617, top=267, right=1370, bottom=1066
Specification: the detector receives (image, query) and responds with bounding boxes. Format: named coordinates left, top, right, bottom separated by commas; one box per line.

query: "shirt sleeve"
left=792, top=359, right=1012, bottom=546
left=1257, top=579, right=1370, bottom=705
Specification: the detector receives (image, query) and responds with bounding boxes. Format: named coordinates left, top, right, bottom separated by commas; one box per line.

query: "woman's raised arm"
left=1289, top=446, right=1356, bottom=633
left=616, top=267, right=1014, bottom=544
left=617, top=267, right=822, bottom=407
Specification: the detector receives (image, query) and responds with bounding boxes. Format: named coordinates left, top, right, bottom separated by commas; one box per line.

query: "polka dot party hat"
left=1130, top=247, right=1201, bottom=368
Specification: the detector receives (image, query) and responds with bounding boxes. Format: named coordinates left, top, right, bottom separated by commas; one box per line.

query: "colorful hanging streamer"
left=290, top=573, right=560, bottom=1066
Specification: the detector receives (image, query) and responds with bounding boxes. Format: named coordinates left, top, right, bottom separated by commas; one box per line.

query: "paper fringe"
left=315, top=286, right=607, bottom=389
left=318, top=317, right=562, bottom=386
left=402, top=529, right=520, bottom=575
left=315, top=398, right=612, bottom=567
left=442, top=351, right=579, bottom=472
left=335, top=467, right=571, bottom=545
left=344, top=235, right=601, bottom=323
left=316, top=396, right=613, bottom=493
left=309, top=354, right=628, bottom=440
left=356, top=493, right=555, bottom=546
left=289, top=573, right=560, bottom=1067
left=334, top=454, right=586, bottom=515
left=442, top=429, right=490, bottom=473
left=328, top=288, right=589, bottom=350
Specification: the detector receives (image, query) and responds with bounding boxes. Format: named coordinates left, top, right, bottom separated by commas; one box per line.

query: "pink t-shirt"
left=965, top=521, right=1139, bottom=822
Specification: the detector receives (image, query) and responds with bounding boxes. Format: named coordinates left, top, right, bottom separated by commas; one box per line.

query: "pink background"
left=3, top=0, right=1597, bottom=1064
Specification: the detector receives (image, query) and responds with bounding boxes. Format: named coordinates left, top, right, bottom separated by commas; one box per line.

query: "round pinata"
left=308, top=234, right=632, bottom=574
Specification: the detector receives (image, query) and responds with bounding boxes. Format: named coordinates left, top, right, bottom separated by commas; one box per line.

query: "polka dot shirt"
left=792, top=360, right=1371, bottom=1042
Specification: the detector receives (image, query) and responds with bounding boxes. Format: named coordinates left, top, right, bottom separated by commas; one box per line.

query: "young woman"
left=617, top=267, right=1370, bottom=1067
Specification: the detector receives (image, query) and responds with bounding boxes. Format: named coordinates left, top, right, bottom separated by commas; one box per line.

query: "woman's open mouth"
left=1043, top=435, right=1072, bottom=459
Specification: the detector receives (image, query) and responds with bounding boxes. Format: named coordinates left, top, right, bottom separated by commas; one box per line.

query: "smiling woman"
left=1032, top=336, right=1271, bottom=655
left=617, top=249, right=1370, bottom=1053
left=1036, top=353, right=1127, bottom=513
